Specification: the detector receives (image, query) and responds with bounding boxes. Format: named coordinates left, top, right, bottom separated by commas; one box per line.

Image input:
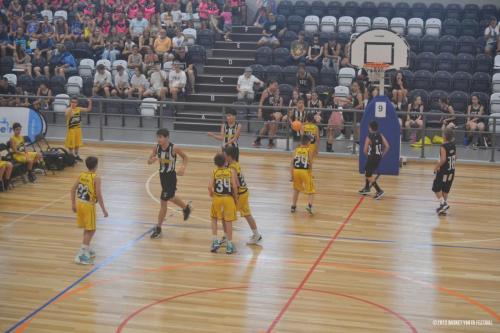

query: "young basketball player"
left=10, top=123, right=43, bottom=183
left=208, top=152, right=238, bottom=254
left=291, top=135, right=315, bottom=214
left=224, top=145, right=262, bottom=245
left=65, top=98, right=93, bottom=161
left=301, top=112, right=320, bottom=156
left=148, top=128, right=192, bottom=239
left=359, top=121, right=390, bottom=200
left=70, top=156, right=108, bottom=265
left=0, top=160, right=13, bottom=191
left=433, top=128, right=456, bottom=215
left=208, top=109, right=242, bottom=161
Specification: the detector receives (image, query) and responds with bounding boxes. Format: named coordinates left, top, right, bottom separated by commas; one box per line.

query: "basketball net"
left=363, top=63, right=390, bottom=96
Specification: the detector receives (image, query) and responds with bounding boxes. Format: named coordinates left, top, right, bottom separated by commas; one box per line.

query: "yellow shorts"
left=13, top=152, right=38, bottom=163
left=77, top=201, right=96, bottom=231
left=0, top=160, right=11, bottom=168
left=211, top=195, right=237, bottom=222
left=237, top=191, right=251, bottom=217
left=65, top=127, right=83, bottom=149
left=310, top=143, right=318, bottom=155
left=293, top=169, right=315, bottom=194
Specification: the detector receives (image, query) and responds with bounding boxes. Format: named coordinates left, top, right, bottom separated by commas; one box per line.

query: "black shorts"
left=432, top=172, right=454, bottom=193
left=160, top=171, right=177, bottom=201
left=365, top=157, right=381, bottom=177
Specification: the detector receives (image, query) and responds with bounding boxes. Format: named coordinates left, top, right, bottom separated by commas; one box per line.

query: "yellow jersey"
left=76, top=171, right=97, bottom=204
left=67, top=107, right=82, bottom=129
left=228, top=161, right=247, bottom=194
left=293, top=146, right=311, bottom=170
left=303, top=123, right=318, bottom=144
left=10, top=135, right=26, bottom=154
left=212, top=167, right=234, bottom=196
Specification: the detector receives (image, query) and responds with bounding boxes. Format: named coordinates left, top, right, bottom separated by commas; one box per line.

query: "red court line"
left=265, top=196, right=365, bottom=333
left=115, top=286, right=417, bottom=333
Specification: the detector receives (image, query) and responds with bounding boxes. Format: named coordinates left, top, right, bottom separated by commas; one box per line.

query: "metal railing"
left=1, top=94, right=499, bottom=162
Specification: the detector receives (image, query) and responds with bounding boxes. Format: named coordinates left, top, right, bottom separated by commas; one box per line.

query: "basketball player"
left=359, top=121, right=390, bottom=200
left=432, top=128, right=456, bottom=215
left=224, top=146, right=262, bottom=245
left=301, top=112, right=320, bottom=156
left=291, top=135, right=315, bottom=214
left=65, top=98, right=93, bottom=161
left=208, top=153, right=238, bottom=254
left=148, top=128, right=192, bottom=239
left=254, top=80, right=281, bottom=149
left=70, top=156, right=108, bottom=265
left=208, top=109, right=241, bottom=161
left=10, top=123, right=43, bottom=183
left=0, top=160, right=13, bottom=191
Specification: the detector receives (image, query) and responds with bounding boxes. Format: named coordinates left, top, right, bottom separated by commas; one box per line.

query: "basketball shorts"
left=65, top=127, right=83, bottom=149
left=293, top=169, right=315, bottom=194
left=237, top=190, right=251, bottom=217
left=0, top=160, right=11, bottom=168
left=77, top=201, right=96, bottom=231
left=365, top=157, right=381, bottom=178
left=160, top=171, right=177, bottom=201
left=13, top=152, right=38, bottom=163
left=211, top=195, right=237, bottom=222
left=432, top=172, right=454, bottom=194
left=309, top=143, right=317, bottom=155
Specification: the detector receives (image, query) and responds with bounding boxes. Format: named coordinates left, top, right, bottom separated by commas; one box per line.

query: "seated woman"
left=466, top=94, right=486, bottom=149
left=391, top=71, right=408, bottom=110
left=438, top=97, right=456, bottom=131
left=405, top=95, right=424, bottom=143
left=288, top=89, right=304, bottom=141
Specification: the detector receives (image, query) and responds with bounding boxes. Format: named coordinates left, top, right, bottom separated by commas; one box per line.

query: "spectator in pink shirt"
left=219, top=5, right=232, bottom=41
left=198, top=0, right=209, bottom=21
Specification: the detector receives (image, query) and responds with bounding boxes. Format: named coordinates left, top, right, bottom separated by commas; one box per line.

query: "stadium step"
left=197, top=74, right=239, bottom=85
left=204, top=65, right=246, bottom=75
left=176, top=112, right=221, bottom=122
left=173, top=122, right=220, bottom=132
left=186, top=93, right=237, bottom=104
left=229, top=33, right=262, bottom=42
left=196, top=83, right=236, bottom=94
left=181, top=103, right=221, bottom=113
left=212, top=49, right=256, bottom=59
left=214, top=41, right=259, bottom=50
left=205, top=57, right=254, bottom=67
left=231, top=25, right=262, bottom=34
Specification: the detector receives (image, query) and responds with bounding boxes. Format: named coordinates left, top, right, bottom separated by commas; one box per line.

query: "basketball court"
left=1, top=143, right=499, bottom=332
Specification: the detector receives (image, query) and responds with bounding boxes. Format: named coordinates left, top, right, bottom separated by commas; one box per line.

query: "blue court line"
left=4, top=227, right=153, bottom=333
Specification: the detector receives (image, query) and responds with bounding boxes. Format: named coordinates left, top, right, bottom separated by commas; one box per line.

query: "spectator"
left=149, top=13, right=162, bottom=37
left=0, top=78, right=16, bottom=106
left=112, top=65, right=130, bottom=98
left=0, top=25, right=10, bottom=56
left=107, top=28, right=123, bottom=48
left=198, top=0, right=209, bottom=22
left=466, top=94, right=486, bottom=149
left=144, top=0, right=158, bottom=20
left=39, top=16, right=54, bottom=37
left=93, top=63, right=113, bottom=97
left=230, top=0, right=246, bottom=25
left=163, top=53, right=175, bottom=72
left=340, top=41, right=353, bottom=68
left=54, top=17, right=69, bottom=44
left=143, top=47, right=158, bottom=75
left=438, top=97, right=456, bottom=131
left=296, top=63, right=315, bottom=99
left=129, top=11, right=149, bottom=39
left=6, top=27, right=28, bottom=54
left=218, top=5, right=233, bottom=42
left=90, top=27, right=105, bottom=58
left=172, top=29, right=186, bottom=49
left=288, top=92, right=306, bottom=141
left=154, top=29, right=172, bottom=63
left=144, top=64, right=169, bottom=100
left=15, top=87, right=30, bottom=107
left=129, top=67, right=149, bottom=99
left=32, top=48, right=50, bottom=77
left=69, top=13, right=84, bottom=42
left=37, top=33, right=55, bottom=59
left=253, top=7, right=268, bottom=28
left=25, top=14, right=39, bottom=39
left=122, top=36, right=136, bottom=59
left=254, top=80, right=281, bottom=148
left=173, top=46, right=196, bottom=93
left=168, top=62, right=187, bottom=101
left=289, top=31, right=308, bottom=65
left=13, top=44, right=32, bottom=76
left=171, top=3, right=183, bottom=27
left=306, top=34, right=323, bottom=69
left=405, top=95, right=424, bottom=143
left=257, top=12, right=280, bottom=48
left=161, top=11, right=174, bottom=28
left=237, top=67, right=263, bottom=102
left=367, top=86, right=379, bottom=104
left=323, top=37, right=342, bottom=71
left=102, top=42, right=121, bottom=62
left=139, top=30, right=152, bottom=52
left=307, top=91, right=323, bottom=120
left=127, top=45, right=143, bottom=71
left=54, top=44, right=77, bottom=77
left=346, top=80, right=364, bottom=144
left=36, top=82, right=52, bottom=110
left=183, top=22, right=198, bottom=41
left=484, top=17, right=499, bottom=56
left=10, top=122, right=42, bottom=183
left=115, top=13, right=130, bottom=35
left=391, top=71, right=408, bottom=110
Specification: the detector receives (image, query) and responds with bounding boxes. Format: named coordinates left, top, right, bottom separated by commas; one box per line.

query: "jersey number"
left=215, top=178, right=230, bottom=193
left=77, top=184, right=89, bottom=201
left=447, top=155, right=456, bottom=172
left=294, top=155, right=308, bottom=168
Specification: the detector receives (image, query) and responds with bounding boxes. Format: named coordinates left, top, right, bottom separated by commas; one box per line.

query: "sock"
left=227, top=240, right=232, bottom=246
left=439, top=197, right=445, bottom=205
left=80, top=244, right=89, bottom=256
left=252, top=229, right=259, bottom=237
left=308, top=203, right=312, bottom=208
left=372, top=182, right=382, bottom=193
left=365, top=179, right=370, bottom=189
left=255, top=137, right=261, bottom=143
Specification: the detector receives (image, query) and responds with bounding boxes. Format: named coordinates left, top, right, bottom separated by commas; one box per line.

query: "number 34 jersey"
left=212, top=167, right=234, bottom=196
left=77, top=172, right=97, bottom=203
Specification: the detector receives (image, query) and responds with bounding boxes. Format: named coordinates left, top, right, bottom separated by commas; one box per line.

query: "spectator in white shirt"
left=93, top=64, right=113, bottom=97
left=172, top=29, right=186, bottom=49
left=168, top=62, right=187, bottom=101
left=111, top=65, right=130, bottom=98
left=129, top=11, right=149, bottom=39
left=163, top=53, right=175, bottom=72
left=145, top=64, right=169, bottom=100
left=129, top=67, right=149, bottom=99
left=484, top=17, right=499, bottom=56
left=171, top=4, right=182, bottom=27
left=237, top=67, right=263, bottom=102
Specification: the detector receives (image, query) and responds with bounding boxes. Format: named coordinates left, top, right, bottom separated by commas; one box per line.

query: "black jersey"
left=310, top=43, right=321, bottom=58
left=439, top=142, right=456, bottom=175
left=297, top=72, right=312, bottom=93
left=157, top=143, right=176, bottom=174
left=368, top=132, right=383, bottom=158
left=224, top=122, right=239, bottom=148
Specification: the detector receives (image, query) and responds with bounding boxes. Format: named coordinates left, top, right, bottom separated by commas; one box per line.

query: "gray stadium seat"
left=451, top=71, right=472, bottom=92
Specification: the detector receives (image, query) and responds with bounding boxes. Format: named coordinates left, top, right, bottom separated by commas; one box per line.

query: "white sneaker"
left=336, top=134, right=345, bottom=140
left=246, top=234, right=262, bottom=245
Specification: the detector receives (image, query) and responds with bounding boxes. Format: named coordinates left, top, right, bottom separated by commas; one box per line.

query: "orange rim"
left=363, top=63, right=390, bottom=71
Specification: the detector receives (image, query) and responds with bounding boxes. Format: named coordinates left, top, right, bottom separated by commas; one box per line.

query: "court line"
left=4, top=227, right=153, bottom=333
left=265, top=196, right=366, bottom=333
left=115, top=286, right=417, bottom=333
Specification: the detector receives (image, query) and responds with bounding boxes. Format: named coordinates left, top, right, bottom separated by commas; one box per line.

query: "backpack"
left=43, top=147, right=75, bottom=169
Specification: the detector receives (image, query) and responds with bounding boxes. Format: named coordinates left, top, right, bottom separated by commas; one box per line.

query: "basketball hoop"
left=363, top=62, right=390, bottom=96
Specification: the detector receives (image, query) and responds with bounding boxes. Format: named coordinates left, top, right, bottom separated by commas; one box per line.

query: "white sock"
left=80, top=245, right=89, bottom=256
left=252, top=229, right=259, bottom=237
left=439, top=198, right=445, bottom=205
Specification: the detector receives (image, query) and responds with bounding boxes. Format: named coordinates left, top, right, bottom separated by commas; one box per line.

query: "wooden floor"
left=1, top=143, right=499, bottom=333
